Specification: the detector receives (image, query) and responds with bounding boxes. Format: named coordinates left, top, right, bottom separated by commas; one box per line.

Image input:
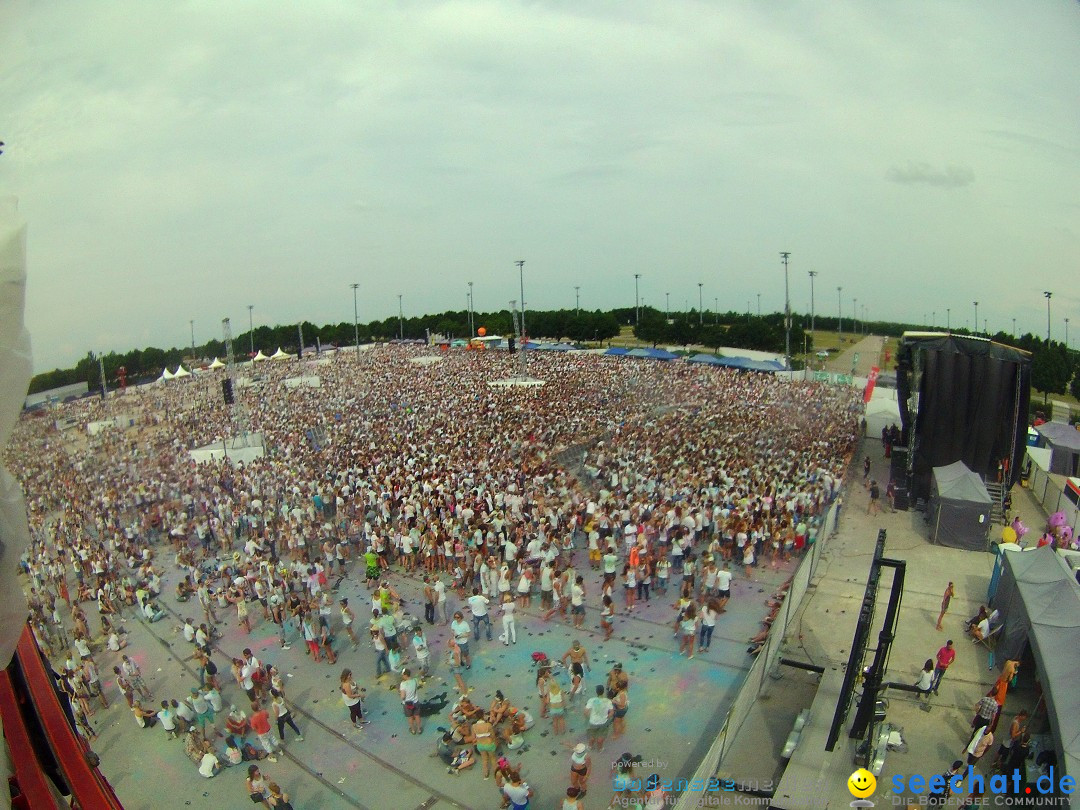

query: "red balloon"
left=477, top=327, right=487, bottom=337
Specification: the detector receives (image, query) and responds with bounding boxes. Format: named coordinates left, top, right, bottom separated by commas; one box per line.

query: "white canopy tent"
left=158, top=367, right=175, bottom=381
left=252, top=350, right=269, bottom=362
left=270, top=347, right=293, bottom=360
left=864, top=389, right=901, bottom=437
left=172, top=365, right=191, bottom=378
left=208, top=357, right=225, bottom=369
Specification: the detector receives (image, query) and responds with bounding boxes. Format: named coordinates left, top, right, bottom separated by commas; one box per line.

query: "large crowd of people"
left=7, top=345, right=860, bottom=808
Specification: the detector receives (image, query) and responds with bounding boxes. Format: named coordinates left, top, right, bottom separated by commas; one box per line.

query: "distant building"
left=23, top=381, right=89, bottom=410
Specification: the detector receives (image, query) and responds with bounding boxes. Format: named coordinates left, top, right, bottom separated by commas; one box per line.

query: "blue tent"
left=687, top=353, right=724, bottom=366
left=715, top=356, right=784, bottom=372
left=628, top=347, right=680, bottom=361
left=605, top=347, right=630, bottom=356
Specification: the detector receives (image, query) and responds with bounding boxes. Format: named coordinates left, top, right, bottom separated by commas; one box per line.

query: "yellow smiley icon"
left=848, top=768, right=876, bottom=798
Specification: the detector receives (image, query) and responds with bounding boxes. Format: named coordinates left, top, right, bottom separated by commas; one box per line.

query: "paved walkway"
left=824, top=335, right=885, bottom=376
left=718, top=438, right=1048, bottom=807
left=82, top=542, right=798, bottom=809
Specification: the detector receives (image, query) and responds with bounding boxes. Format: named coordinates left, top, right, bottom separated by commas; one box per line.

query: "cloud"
left=886, top=162, right=975, bottom=188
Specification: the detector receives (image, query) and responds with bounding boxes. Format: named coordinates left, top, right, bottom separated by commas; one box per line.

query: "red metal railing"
left=11, top=625, right=124, bottom=809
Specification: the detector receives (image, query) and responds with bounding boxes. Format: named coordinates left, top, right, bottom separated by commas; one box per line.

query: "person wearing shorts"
left=400, top=669, right=422, bottom=735
left=584, top=685, right=613, bottom=751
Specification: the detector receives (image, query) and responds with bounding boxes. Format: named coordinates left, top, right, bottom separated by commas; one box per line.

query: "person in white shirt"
left=434, top=577, right=448, bottom=624
left=411, top=627, right=431, bottom=677
left=500, top=594, right=517, bottom=645
left=198, top=740, right=220, bottom=777
left=570, top=576, right=586, bottom=629
left=399, top=669, right=422, bottom=735
left=715, top=562, right=733, bottom=611
left=467, top=589, right=492, bottom=641
left=584, top=685, right=614, bottom=751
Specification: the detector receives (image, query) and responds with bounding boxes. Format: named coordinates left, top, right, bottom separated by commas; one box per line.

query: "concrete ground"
left=77, top=541, right=800, bottom=809
left=716, top=438, right=1050, bottom=809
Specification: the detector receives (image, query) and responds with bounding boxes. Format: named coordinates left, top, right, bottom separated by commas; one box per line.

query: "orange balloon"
left=477, top=327, right=487, bottom=337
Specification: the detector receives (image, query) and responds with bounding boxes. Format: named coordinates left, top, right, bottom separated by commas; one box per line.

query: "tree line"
left=26, top=306, right=1079, bottom=402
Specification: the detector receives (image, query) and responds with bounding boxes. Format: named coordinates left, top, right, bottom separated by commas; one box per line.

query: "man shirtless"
left=561, top=640, right=590, bottom=700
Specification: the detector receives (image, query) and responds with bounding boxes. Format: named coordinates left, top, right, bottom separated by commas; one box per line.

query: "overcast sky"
left=2, top=1, right=1079, bottom=371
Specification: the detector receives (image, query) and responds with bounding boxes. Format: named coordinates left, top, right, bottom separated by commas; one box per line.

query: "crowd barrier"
left=1026, top=453, right=1080, bottom=535
left=673, top=501, right=838, bottom=809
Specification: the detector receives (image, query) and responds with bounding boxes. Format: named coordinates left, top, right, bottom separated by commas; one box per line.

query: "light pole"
left=698, top=282, right=703, bottom=326
left=808, top=270, right=818, bottom=348
left=350, top=283, right=360, bottom=357
left=1043, top=291, right=1052, bottom=342
left=190, top=319, right=195, bottom=355
left=973, top=301, right=979, bottom=335
left=1066, top=317, right=1070, bottom=349
left=634, top=274, right=641, bottom=326
left=714, top=297, right=719, bottom=324
left=947, top=308, right=951, bottom=331
left=853, top=297, right=858, bottom=336
left=398, top=294, right=404, bottom=340
left=837, top=286, right=843, bottom=337
left=665, top=292, right=670, bottom=320
left=932, top=310, right=936, bottom=329
left=516, top=260, right=526, bottom=339
left=468, top=281, right=474, bottom=337
left=247, top=305, right=254, bottom=357
left=1012, top=318, right=1016, bottom=336
left=574, top=285, right=580, bottom=315
left=781, top=252, right=791, bottom=370
left=757, top=293, right=761, bottom=317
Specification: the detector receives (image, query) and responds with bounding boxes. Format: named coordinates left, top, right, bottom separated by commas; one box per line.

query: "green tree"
left=1031, top=344, right=1070, bottom=401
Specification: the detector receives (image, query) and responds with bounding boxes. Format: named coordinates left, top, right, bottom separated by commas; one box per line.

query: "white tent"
left=173, top=365, right=191, bottom=378
left=208, top=357, right=225, bottom=369
left=270, top=347, right=293, bottom=360
left=159, top=367, right=175, bottom=381
left=252, top=350, right=269, bottom=362
left=864, top=390, right=901, bottom=437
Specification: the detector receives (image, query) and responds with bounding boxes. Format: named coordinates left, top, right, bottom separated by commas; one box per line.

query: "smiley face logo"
left=847, top=768, right=876, bottom=799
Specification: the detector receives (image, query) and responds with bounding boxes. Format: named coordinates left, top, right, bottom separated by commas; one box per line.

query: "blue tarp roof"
left=628, top=347, right=680, bottom=360
left=605, top=347, right=630, bottom=356
left=687, top=353, right=724, bottom=366
left=713, top=356, right=785, bottom=372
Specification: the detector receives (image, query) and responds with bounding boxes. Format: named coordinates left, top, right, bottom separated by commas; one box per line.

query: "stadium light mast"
left=714, top=297, right=719, bottom=324
left=836, top=287, right=842, bottom=337
left=665, top=292, right=670, bottom=320
left=698, top=282, right=703, bottom=325
left=247, top=304, right=254, bottom=357
left=808, top=270, right=818, bottom=348
left=973, top=301, right=979, bottom=335
left=634, top=274, right=641, bottom=325
left=947, top=308, right=951, bottom=331
left=190, top=320, right=195, bottom=356
left=398, top=294, right=404, bottom=340
left=1044, top=291, right=1052, bottom=342
left=1065, top=317, right=1069, bottom=349
left=350, top=283, right=360, bottom=357
left=516, top=260, right=526, bottom=339
left=757, top=293, right=761, bottom=317
left=781, top=252, right=791, bottom=370
left=574, top=285, right=580, bottom=314
left=468, top=281, right=474, bottom=337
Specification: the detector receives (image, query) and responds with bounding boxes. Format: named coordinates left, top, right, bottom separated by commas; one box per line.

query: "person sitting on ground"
left=436, top=731, right=476, bottom=774
left=198, top=739, right=221, bottom=778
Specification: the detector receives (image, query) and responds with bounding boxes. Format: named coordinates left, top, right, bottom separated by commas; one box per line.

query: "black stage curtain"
left=897, top=336, right=1031, bottom=501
